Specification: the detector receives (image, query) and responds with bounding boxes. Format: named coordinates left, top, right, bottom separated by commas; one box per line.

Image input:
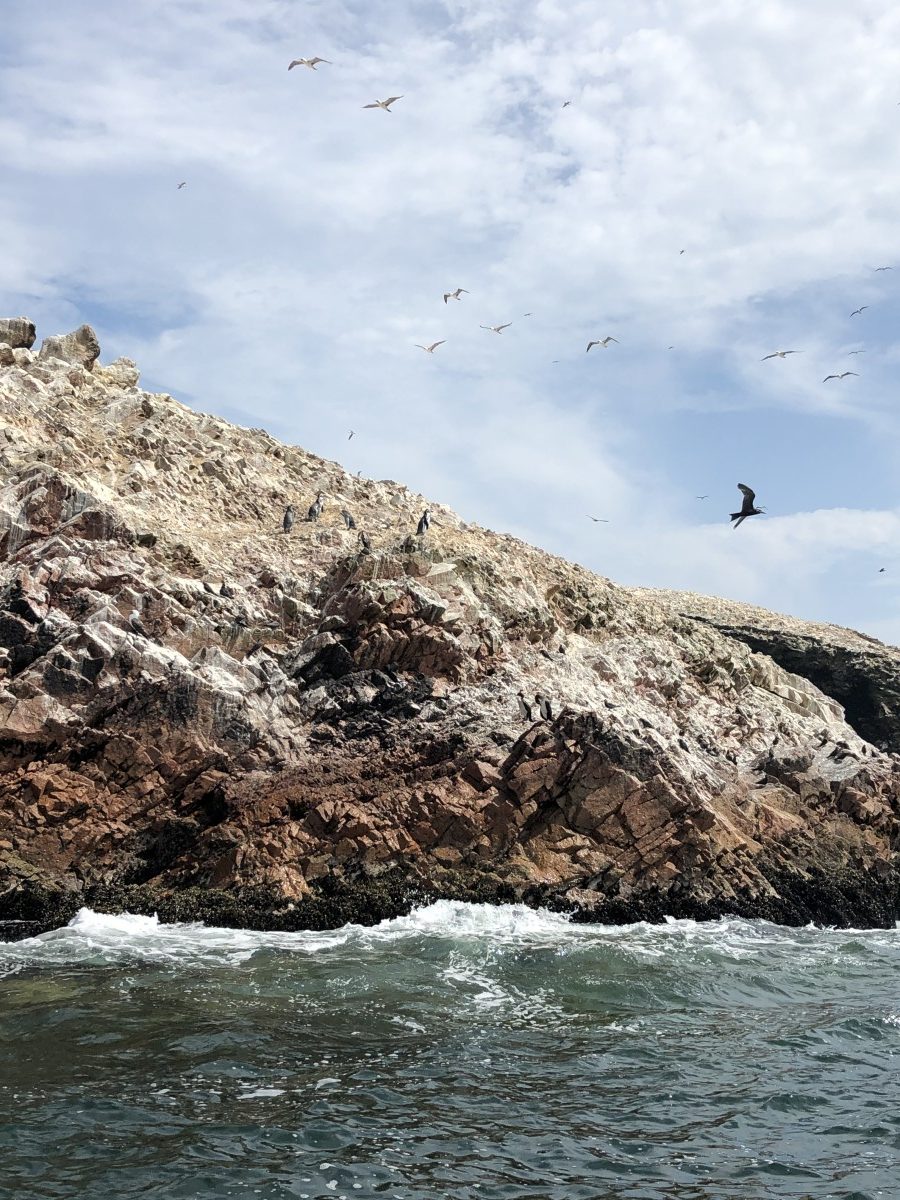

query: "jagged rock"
left=38, top=324, right=101, bottom=371
left=1, top=333, right=899, bottom=933
left=0, top=318, right=36, bottom=350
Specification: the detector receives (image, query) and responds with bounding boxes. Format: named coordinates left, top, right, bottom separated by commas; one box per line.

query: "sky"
left=3, top=0, right=900, bottom=642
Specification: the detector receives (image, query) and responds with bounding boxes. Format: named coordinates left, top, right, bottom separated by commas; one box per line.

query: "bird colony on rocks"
left=2, top=323, right=900, bottom=934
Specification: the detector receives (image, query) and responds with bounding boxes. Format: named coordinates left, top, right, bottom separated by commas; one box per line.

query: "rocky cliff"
left=2, top=320, right=899, bottom=935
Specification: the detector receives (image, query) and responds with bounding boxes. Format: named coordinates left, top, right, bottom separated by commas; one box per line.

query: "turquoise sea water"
left=1, top=902, right=899, bottom=1200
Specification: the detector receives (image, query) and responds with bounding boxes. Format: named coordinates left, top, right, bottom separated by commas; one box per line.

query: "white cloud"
left=3, top=0, right=900, bottom=642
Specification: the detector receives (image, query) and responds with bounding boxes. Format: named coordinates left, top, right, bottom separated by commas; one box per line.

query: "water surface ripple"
left=2, top=902, right=899, bottom=1199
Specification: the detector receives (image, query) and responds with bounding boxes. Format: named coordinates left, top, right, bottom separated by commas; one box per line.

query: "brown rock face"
left=1, top=322, right=899, bottom=933
left=38, top=324, right=101, bottom=370
left=0, top=318, right=36, bottom=350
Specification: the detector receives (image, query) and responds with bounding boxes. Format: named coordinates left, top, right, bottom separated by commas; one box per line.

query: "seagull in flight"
left=289, top=57, right=331, bottom=70
left=848, top=349, right=866, bottom=355
left=443, top=288, right=469, bottom=304
left=348, top=430, right=354, bottom=440
left=363, top=95, right=403, bottom=111
left=177, top=181, right=187, bottom=189
left=481, top=323, right=512, bottom=334
left=730, top=483, right=765, bottom=528
left=587, top=515, right=609, bottom=522
left=696, top=495, right=709, bottom=500
left=562, top=100, right=572, bottom=107
left=415, top=340, right=446, bottom=354
left=823, top=371, right=858, bottom=382
left=586, top=337, right=618, bottom=352
left=873, top=266, right=893, bottom=272
left=761, top=350, right=801, bottom=360
left=850, top=306, right=869, bottom=317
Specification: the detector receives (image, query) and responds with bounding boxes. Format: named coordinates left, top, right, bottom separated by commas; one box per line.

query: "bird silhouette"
left=443, top=288, right=469, bottom=303
left=348, top=430, right=354, bottom=440
left=289, top=57, right=331, bottom=70
left=761, top=350, right=801, bottom=360
left=586, top=337, right=618, bottom=352
left=363, top=95, right=403, bottom=111
left=696, top=495, right=709, bottom=500
left=823, top=371, right=858, bottom=382
left=874, top=266, right=893, bottom=272
left=177, top=181, right=187, bottom=189
left=415, top=341, right=445, bottom=354
left=730, top=483, right=765, bottom=528
left=848, top=349, right=866, bottom=355
left=587, top=515, right=610, bottom=522
left=850, top=306, right=869, bottom=317
left=480, top=323, right=512, bottom=334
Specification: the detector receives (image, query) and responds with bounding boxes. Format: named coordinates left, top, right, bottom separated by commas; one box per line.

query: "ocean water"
left=2, top=903, right=899, bottom=1200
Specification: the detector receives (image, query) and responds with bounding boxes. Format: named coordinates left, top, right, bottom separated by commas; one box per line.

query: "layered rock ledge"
left=2, top=321, right=899, bottom=936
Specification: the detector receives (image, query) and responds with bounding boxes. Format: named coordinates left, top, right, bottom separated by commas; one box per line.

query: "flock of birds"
left=281, top=493, right=431, bottom=555
left=172, top=53, right=895, bottom=561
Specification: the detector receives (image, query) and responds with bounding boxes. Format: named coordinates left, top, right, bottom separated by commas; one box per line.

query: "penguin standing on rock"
left=282, top=504, right=295, bottom=533
left=306, top=492, right=324, bottom=521
left=358, top=530, right=372, bottom=553
left=536, top=693, right=553, bottom=721
left=340, top=509, right=357, bottom=529
left=416, top=508, right=431, bottom=536
left=517, top=691, right=533, bottom=722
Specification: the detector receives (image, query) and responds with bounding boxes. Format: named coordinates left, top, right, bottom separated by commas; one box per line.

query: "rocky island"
left=2, top=319, right=899, bottom=935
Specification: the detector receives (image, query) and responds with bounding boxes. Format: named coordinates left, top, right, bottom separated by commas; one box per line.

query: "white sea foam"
left=1, top=900, right=897, bottom=973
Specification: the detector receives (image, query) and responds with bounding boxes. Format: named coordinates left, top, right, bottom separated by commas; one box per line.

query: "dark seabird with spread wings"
left=823, top=371, right=858, bottom=382
left=730, top=484, right=765, bottom=528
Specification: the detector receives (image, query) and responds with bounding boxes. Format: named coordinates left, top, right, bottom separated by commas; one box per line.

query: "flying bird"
left=177, top=181, right=187, bottom=189
left=879, top=567, right=886, bottom=573
left=348, top=430, right=354, bottom=440
left=761, top=350, right=801, bottom=360
left=415, top=340, right=445, bottom=354
left=850, top=306, right=869, bottom=317
left=480, top=323, right=512, bottom=334
left=562, top=100, right=572, bottom=108
left=823, top=371, right=858, bottom=382
left=443, top=288, right=469, bottom=304
left=874, top=266, right=893, bottom=271
left=363, top=95, right=403, bottom=111
left=586, top=337, right=618, bottom=352
left=696, top=495, right=709, bottom=500
left=289, top=57, right=331, bottom=70
left=848, top=349, right=866, bottom=355
left=587, top=515, right=609, bottom=522
left=730, top=483, right=765, bottom=528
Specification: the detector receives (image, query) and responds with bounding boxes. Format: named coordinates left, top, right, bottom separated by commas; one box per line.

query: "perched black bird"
left=536, top=693, right=553, bottom=721
left=730, top=483, right=765, bottom=528
left=340, top=509, right=356, bottom=529
left=282, top=504, right=295, bottom=533
left=306, top=491, right=324, bottom=521
left=416, top=508, right=431, bottom=536
left=517, top=691, right=533, bottom=722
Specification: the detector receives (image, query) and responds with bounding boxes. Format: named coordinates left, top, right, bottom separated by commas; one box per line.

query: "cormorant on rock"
left=341, top=509, right=356, bottom=529
left=536, top=693, right=553, bottom=721
left=358, top=530, right=372, bottom=553
left=517, top=691, right=533, bottom=722
left=416, top=508, right=431, bottom=536
left=282, top=504, right=295, bottom=533
left=730, top=483, right=765, bottom=528
left=306, top=492, right=324, bottom=521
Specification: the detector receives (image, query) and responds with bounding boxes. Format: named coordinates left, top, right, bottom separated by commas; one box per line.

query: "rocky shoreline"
left=2, top=321, right=899, bottom=938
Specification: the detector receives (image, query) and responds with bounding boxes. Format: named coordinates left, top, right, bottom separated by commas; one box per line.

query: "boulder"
left=0, top=317, right=36, bottom=350
left=38, top=324, right=101, bottom=371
